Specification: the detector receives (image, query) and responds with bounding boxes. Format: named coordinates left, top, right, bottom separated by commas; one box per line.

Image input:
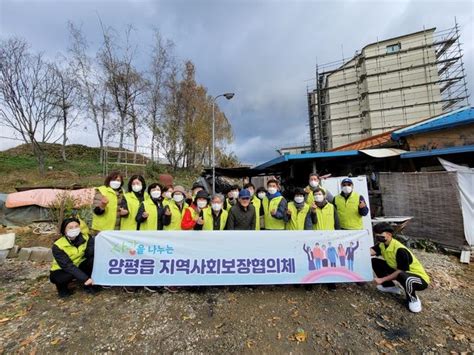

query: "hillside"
left=0, top=143, right=198, bottom=192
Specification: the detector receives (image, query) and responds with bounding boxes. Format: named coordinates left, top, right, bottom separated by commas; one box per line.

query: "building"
left=307, top=24, right=469, bottom=152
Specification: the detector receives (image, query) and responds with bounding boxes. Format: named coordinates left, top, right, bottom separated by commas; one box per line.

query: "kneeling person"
left=50, top=217, right=96, bottom=298
left=371, top=222, right=430, bottom=313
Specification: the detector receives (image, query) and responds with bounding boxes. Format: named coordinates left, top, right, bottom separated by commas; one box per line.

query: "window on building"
left=386, top=43, right=401, bottom=54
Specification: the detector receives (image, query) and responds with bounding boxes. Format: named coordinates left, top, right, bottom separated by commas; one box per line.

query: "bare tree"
left=0, top=38, right=61, bottom=173
left=51, top=62, right=79, bottom=161
left=68, top=22, right=109, bottom=163
left=98, top=23, right=145, bottom=163
left=146, top=30, right=175, bottom=162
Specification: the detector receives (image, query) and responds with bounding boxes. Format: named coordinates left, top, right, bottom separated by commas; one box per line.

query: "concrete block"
left=29, top=247, right=53, bottom=262
left=0, top=233, right=15, bottom=250
left=0, top=250, right=8, bottom=265
left=18, top=248, right=32, bottom=261
left=7, top=245, right=19, bottom=258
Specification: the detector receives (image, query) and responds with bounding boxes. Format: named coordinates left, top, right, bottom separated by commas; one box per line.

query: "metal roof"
left=254, top=150, right=360, bottom=170
left=400, top=144, right=474, bottom=159
left=391, top=106, right=474, bottom=140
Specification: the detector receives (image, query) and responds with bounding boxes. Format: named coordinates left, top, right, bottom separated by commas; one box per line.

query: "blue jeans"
left=314, top=259, right=322, bottom=270
left=347, top=259, right=354, bottom=271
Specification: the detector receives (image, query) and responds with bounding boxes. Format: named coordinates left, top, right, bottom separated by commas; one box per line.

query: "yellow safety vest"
left=334, top=192, right=363, bottom=230
left=380, top=239, right=430, bottom=283
left=163, top=201, right=188, bottom=231
left=203, top=207, right=228, bottom=230
left=251, top=196, right=261, bottom=230
left=225, top=198, right=236, bottom=212
left=120, top=192, right=143, bottom=231
left=263, top=196, right=285, bottom=230
left=92, top=185, right=120, bottom=231
left=51, top=234, right=89, bottom=271
left=305, top=185, right=328, bottom=206
left=140, top=193, right=159, bottom=231
left=313, top=202, right=335, bottom=230
left=286, top=202, right=310, bottom=230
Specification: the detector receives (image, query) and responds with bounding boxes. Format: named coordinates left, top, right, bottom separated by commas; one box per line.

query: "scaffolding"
left=307, top=21, right=470, bottom=152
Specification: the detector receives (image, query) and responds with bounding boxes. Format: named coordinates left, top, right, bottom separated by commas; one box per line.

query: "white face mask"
left=257, top=192, right=266, bottom=200
left=150, top=190, right=161, bottom=199
left=231, top=191, right=239, bottom=199
left=197, top=200, right=207, bottom=209
left=267, top=187, right=277, bottom=195
left=66, top=228, right=81, bottom=239
left=173, top=194, right=184, bottom=203
left=294, top=195, right=305, bottom=204
left=211, top=203, right=222, bottom=211
left=314, top=194, right=325, bottom=203
left=132, top=184, right=142, bottom=193
left=309, top=180, right=319, bottom=188
left=164, top=191, right=172, bottom=199
left=109, top=180, right=121, bottom=190
left=342, top=186, right=353, bottom=194
left=248, top=190, right=254, bottom=197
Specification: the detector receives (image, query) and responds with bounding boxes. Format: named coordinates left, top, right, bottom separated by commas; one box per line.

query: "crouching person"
left=371, top=222, right=430, bottom=313
left=50, top=217, right=96, bottom=298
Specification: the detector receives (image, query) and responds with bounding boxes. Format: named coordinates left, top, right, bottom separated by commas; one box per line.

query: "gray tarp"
left=0, top=193, right=50, bottom=226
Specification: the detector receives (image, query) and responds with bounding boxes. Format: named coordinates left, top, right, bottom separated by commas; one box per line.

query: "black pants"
left=372, top=258, right=428, bottom=302
left=50, top=259, right=93, bottom=293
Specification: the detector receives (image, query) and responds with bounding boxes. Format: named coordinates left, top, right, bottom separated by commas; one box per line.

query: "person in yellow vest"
left=286, top=187, right=313, bottom=230
left=138, top=183, right=164, bottom=231
left=187, top=182, right=205, bottom=205
left=162, top=185, right=189, bottom=231
left=162, top=185, right=174, bottom=207
left=371, top=222, right=430, bottom=313
left=224, top=185, right=240, bottom=212
left=91, top=171, right=127, bottom=235
left=256, top=186, right=267, bottom=229
left=50, top=217, right=96, bottom=298
left=334, top=178, right=369, bottom=230
left=195, top=193, right=228, bottom=231
left=244, top=183, right=262, bottom=230
left=262, top=179, right=288, bottom=230
left=305, top=173, right=334, bottom=206
left=181, top=190, right=209, bottom=230
left=310, top=188, right=340, bottom=230
left=119, top=175, right=148, bottom=231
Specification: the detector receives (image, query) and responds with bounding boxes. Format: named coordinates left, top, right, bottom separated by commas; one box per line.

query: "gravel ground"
left=0, top=250, right=473, bottom=354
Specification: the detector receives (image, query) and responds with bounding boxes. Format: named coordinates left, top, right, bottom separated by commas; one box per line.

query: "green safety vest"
left=51, top=234, right=89, bottom=271
left=334, top=192, right=363, bottom=230
left=305, top=185, right=328, bottom=206
left=262, top=196, right=285, bottom=230
left=120, top=192, right=143, bottom=231
left=202, top=207, right=228, bottom=230
left=163, top=201, right=188, bottom=231
left=92, top=185, right=120, bottom=231
left=313, top=202, right=335, bottom=230
left=251, top=196, right=261, bottom=230
left=286, top=202, right=310, bottom=230
left=140, top=193, right=159, bottom=231
left=380, top=239, right=430, bottom=283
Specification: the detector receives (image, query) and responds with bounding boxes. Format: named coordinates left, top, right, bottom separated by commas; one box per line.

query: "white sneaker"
left=408, top=297, right=422, bottom=313
left=377, top=285, right=402, bottom=295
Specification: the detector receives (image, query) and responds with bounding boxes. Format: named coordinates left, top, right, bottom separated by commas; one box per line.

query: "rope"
left=31, top=222, right=57, bottom=235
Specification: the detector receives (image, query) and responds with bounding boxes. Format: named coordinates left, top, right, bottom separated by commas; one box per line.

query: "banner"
left=92, top=230, right=373, bottom=286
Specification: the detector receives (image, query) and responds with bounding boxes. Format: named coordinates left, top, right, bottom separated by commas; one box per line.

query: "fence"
left=379, top=171, right=465, bottom=248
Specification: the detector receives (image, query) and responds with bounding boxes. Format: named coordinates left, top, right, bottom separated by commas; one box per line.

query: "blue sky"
left=0, top=0, right=473, bottom=165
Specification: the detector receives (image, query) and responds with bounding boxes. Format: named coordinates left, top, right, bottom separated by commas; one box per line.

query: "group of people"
left=49, top=171, right=430, bottom=313
left=303, top=241, right=359, bottom=271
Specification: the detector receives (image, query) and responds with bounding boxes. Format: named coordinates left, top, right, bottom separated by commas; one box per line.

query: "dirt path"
left=1, top=251, right=472, bottom=353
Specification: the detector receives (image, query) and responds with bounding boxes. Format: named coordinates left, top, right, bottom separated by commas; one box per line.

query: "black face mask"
left=375, top=234, right=386, bottom=243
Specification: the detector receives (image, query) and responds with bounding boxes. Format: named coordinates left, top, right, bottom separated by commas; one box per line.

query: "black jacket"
left=51, top=234, right=94, bottom=282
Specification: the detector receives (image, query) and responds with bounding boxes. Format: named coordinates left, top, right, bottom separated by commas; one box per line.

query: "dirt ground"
left=0, top=249, right=473, bottom=354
